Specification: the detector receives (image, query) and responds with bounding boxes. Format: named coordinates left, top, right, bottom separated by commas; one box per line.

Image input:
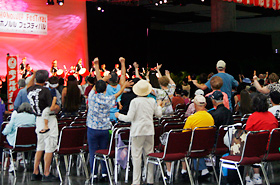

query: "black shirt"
left=209, top=104, right=234, bottom=129
left=119, top=91, right=137, bottom=115
left=27, top=85, right=52, bottom=115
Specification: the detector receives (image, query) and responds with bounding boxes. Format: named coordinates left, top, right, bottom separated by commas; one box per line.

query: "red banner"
left=224, top=0, right=280, bottom=10
left=7, top=56, right=18, bottom=111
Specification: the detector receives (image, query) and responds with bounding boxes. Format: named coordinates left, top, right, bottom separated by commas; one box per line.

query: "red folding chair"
left=212, top=125, right=229, bottom=157
left=261, top=128, right=280, bottom=181
left=53, top=126, right=88, bottom=182
left=2, top=126, right=37, bottom=176
left=145, top=129, right=193, bottom=185
left=218, top=130, right=270, bottom=185
left=185, top=126, right=218, bottom=184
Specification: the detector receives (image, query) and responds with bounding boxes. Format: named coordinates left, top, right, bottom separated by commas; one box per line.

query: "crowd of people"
left=0, top=57, right=279, bottom=185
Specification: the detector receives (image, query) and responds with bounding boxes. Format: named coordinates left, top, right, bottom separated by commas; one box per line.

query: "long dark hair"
left=64, top=79, right=81, bottom=112
left=240, top=89, right=253, bottom=115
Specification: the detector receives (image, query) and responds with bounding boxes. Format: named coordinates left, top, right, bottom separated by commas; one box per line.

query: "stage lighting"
left=46, top=0, right=54, bottom=5
left=57, top=0, right=64, bottom=6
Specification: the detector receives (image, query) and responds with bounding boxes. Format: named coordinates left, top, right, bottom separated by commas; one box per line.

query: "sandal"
left=39, top=128, right=50, bottom=134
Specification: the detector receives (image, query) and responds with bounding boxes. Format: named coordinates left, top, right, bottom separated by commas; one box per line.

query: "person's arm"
left=253, top=75, right=270, bottom=94
left=114, top=80, right=134, bottom=99
left=154, top=100, right=163, bottom=118
left=2, top=111, right=17, bottom=135
left=93, top=57, right=102, bottom=81
left=27, top=71, right=36, bottom=89
left=155, top=63, right=162, bottom=78
left=61, top=87, right=67, bottom=107
left=133, top=62, right=140, bottom=78
left=192, top=80, right=207, bottom=90
left=119, top=57, right=126, bottom=87
left=165, top=70, right=175, bottom=85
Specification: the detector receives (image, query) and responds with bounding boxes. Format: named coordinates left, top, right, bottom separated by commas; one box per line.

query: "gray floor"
left=1, top=157, right=280, bottom=185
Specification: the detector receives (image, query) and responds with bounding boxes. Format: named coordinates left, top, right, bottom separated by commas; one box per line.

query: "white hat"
left=195, top=89, right=204, bottom=96
left=132, top=80, right=152, bottom=96
left=194, top=95, right=206, bottom=105
left=216, top=60, right=226, bottom=69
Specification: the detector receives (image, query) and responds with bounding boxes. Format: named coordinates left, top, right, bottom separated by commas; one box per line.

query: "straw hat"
left=132, top=80, right=152, bottom=96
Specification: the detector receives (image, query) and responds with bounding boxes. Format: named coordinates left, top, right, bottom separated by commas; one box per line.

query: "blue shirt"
left=0, top=98, right=5, bottom=125
left=87, top=91, right=115, bottom=130
left=205, top=73, right=238, bottom=109
left=106, top=84, right=121, bottom=121
left=14, top=87, right=30, bottom=111
left=2, top=111, right=36, bottom=147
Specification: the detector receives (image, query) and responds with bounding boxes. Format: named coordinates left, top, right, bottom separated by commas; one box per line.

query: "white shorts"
left=36, top=115, right=58, bottom=153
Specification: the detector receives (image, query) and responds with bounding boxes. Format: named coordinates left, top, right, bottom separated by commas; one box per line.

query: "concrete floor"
left=1, top=157, right=280, bottom=185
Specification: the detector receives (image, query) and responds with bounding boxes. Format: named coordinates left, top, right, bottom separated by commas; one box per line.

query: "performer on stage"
left=20, top=57, right=26, bottom=78
left=50, top=60, right=58, bottom=76
left=76, top=58, right=83, bottom=84
left=100, top=64, right=109, bottom=77
left=22, top=64, right=33, bottom=79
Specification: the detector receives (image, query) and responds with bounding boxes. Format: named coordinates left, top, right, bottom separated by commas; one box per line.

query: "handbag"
left=116, top=134, right=128, bottom=169
left=229, top=129, right=248, bottom=156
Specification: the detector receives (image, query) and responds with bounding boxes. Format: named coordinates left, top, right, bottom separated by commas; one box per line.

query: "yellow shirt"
left=183, top=110, right=214, bottom=131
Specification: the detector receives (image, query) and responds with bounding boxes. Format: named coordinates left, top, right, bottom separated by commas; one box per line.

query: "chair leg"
left=209, top=155, right=218, bottom=182
left=185, top=158, right=194, bottom=185
left=170, top=161, right=175, bottom=184
left=125, top=139, right=131, bottom=183
left=104, top=158, right=113, bottom=185
left=235, top=163, right=244, bottom=185
left=260, top=162, right=270, bottom=185
left=91, top=155, right=97, bottom=184
left=1, top=150, right=4, bottom=172
left=218, top=161, right=223, bottom=185
left=67, top=155, right=72, bottom=176
left=54, top=154, right=63, bottom=182
left=21, top=152, right=27, bottom=172
left=144, top=157, right=150, bottom=184
left=79, top=152, right=89, bottom=179
left=157, top=159, right=167, bottom=185
left=9, top=150, right=16, bottom=177
left=195, top=158, right=199, bottom=185
left=64, top=155, right=68, bottom=174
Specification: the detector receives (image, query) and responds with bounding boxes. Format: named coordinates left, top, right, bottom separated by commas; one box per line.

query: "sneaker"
left=41, top=173, right=60, bottom=182
left=245, top=176, right=254, bottom=185
left=100, top=174, right=109, bottom=182
left=198, top=173, right=211, bottom=183
left=253, top=175, right=262, bottom=184
left=8, top=164, right=15, bottom=173
left=31, top=173, right=43, bottom=181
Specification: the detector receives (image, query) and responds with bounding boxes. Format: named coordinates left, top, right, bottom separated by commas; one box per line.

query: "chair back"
left=70, top=120, right=86, bottom=126
left=241, top=130, right=270, bottom=158
left=57, top=126, right=86, bottom=154
left=213, top=125, right=228, bottom=155
left=188, top=126, right=217, bottom=157
left=162, top=121, right=185, bottom=134
left=154, top=124, right=162, bottom=148
left=163, top=129, right=192, bottom=157
left=14, top=126, right=37, bottom=148
left=74, top=116, right=87, bottom=122
left=175, top=103, right=187, bottom=112
left=267, top=128, right=280, bottom=155
left=0, top=122, right=8, bottom=147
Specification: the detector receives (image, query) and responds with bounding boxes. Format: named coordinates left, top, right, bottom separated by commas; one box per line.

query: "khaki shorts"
left=36, top=115, right=58, bottom=153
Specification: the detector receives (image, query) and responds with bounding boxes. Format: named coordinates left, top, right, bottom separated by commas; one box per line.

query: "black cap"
left=210, top=90, right=223, bottom=101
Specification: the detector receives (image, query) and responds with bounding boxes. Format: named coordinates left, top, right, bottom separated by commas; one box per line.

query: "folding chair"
left=261, top=128, right=280, bottom=181
left=185, top=126, right=218, bottom=184
left=175, top=103, right=187, bottom=112
left=2, top=126, right=37, bottom=176
left=0, top=122, right=8, bottom=171
left=218, top=130, right=270, bottom=185
left=162, top=121, right=185, bottom=134
left=53, top=126, right=88, bottom=182
left=70, top=120, right=86, bottom=126
left=212, top=125, right=229, bottom=157
left=145, top=129, right=193, bottom=185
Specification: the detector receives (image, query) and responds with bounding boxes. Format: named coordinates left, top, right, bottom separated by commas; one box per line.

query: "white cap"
left=216, top=60, right=226, bottom=69
left=195, top=89, right=204, bottom=96
left=194, top=95, right=206, bottom=105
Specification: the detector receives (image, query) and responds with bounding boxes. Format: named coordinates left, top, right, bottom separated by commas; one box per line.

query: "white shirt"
left=268, top=105, right=280, bottom=119
left=118, top=97, right=162, bottom=137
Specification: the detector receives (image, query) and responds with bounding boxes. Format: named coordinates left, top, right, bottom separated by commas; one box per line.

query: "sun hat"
left=132, top=80, right=152, bottom=96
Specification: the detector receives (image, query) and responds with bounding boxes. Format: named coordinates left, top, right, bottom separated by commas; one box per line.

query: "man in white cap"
left=185, top=89, right=205, bottom=117
left=192, top=60, right=238, bottom=111
left=181, top=95, right=214, bottom=182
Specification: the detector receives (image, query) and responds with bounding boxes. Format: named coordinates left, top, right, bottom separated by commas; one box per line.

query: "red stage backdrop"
left=0, top=0, right=88, bottom=78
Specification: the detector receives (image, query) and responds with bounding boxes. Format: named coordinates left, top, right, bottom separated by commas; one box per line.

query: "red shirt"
left=84, top=85, right=93, bottom=97
left=245, top=111, right=278, bottom=132
left=172, top=96, right=185, bottom=111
